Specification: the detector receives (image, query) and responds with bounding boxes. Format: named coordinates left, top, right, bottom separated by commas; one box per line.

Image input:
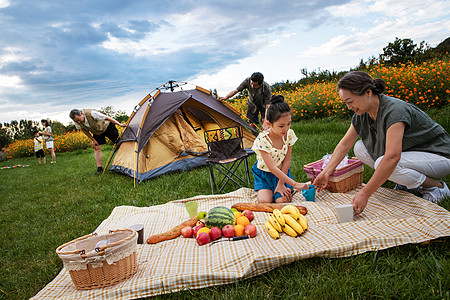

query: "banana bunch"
left=264, top=205, right=308, bottom=239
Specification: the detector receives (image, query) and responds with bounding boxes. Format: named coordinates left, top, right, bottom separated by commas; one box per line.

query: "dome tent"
left=108, top=81, right=257, bottom=186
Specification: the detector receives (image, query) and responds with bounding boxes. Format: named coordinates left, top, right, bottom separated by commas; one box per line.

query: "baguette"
left=146, top=215, right=198, bottom=244
left=231, top=203, right=307, bottom=215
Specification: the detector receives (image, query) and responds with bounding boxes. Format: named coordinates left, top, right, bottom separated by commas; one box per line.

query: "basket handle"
left=305, top=166, right=318, bottom=181
left=55, top=232, right=98, bottom=255
left=92, top=228, right=137, bottom=254
left=56, top=229, right=136, bottom=257
left=335, top=157, right=360, bottom=171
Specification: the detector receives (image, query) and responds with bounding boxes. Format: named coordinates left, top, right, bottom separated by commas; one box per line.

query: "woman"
left=313, top=71, right=450, bottom=214
left=40, top=119, right=56, bottom=163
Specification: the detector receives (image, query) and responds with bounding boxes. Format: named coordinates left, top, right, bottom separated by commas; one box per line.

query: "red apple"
left=244, top=224, right=257, bottom=238
left=196, top=232, right=211, bottom=245
left=209, top=227, right=222, bottom=241
left=181, top=226, right=193, bottom=238
left=222, top=224, right=235, bottom=238
left=242, top=210, right=254, bottom=221
left=196, top=219, right=206, bottom=227
left=193, top=224, right=205, bottom=237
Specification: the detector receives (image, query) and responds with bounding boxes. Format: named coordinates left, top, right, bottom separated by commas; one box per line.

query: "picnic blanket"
left=33, top=186, right=450, bottom=299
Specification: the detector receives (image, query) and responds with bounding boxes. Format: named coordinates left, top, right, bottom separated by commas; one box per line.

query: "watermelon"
left=205, top=206, right=236, bottom=229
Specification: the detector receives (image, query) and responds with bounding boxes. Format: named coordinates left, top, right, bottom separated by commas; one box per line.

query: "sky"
left=0, top=0, right=449, bottom=125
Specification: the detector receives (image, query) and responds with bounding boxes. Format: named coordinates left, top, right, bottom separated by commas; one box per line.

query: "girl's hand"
left=313, top=172, right=329, bottom=192
left=351, top=191, right=369, bottom=215
left=275, top=184, right=292, bottom=202
left=292, top=182, right=309, bottom=190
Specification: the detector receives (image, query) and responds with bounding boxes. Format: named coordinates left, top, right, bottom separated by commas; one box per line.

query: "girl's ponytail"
left=266, top=95, right=291, bottom=123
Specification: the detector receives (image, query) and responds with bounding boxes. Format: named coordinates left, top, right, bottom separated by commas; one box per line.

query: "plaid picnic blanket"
left=32, top=187, right=450, bottom=299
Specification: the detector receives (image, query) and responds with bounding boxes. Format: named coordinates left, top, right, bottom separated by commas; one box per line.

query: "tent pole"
left=102, top=145, right=116, bottom=175
left=133, top=100, right=153, bottom=187
left=133, top=144, right=137, bottom=188
left=102, top=117, right=131, bottom=175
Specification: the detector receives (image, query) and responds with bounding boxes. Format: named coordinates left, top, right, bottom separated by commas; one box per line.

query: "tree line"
left=0, top=106, right=129, bottom=149
left=270, top=37, right=450, bottom=93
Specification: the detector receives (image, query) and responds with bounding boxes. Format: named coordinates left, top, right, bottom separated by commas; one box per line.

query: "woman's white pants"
left=354, top=140, right=450, bottom=189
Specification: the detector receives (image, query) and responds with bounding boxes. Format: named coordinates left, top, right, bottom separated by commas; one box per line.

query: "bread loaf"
left=146, top=215, right=198, bottom=244
left=231, top=203, right=307, bottom=215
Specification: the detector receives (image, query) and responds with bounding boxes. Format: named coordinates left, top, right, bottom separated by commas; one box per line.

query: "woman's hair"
left=337, top=71, right=385, bottom=95
left=41, top=119, right=49, bottom=127
left=266, top=95, right=291, bottom=123
left=69, top=109, right=82, bottom=120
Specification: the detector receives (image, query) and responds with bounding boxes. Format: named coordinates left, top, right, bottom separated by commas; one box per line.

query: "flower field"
left=4, top=58, right=449, bottom=159
left=231, top=58, right=450, bottom=121
left=6, top=130, right=113, bottom=159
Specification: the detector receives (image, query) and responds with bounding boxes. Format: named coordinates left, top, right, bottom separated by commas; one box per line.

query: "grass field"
left=0, top=117, right=449, bottom=300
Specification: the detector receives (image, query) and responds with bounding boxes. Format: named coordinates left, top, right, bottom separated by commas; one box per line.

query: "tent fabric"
left=109, top=85, right=257, bottom=183
left=33, top=186, right=450, bottom=299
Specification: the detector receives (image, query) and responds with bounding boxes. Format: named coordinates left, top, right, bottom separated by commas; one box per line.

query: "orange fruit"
left=236, top=216, right=250, bottom=227
left=234, top=224, right=245, bottom=236
left=196, top=227, right=210, bottom=237
left=233, top=211, right=242, bottom=221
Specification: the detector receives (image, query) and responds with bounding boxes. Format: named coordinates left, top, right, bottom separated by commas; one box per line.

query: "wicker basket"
left=304, top=158, right=364, bottom=193
left=56, top=229, right=138, bottom=290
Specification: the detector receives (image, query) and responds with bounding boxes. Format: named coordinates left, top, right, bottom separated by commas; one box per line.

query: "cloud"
left=0, top=0, right=448, bottom=124
left=0, top=0, right=8, bottom=8
left=326, top=0, right=371, bottom=18
left=0, top=1, right=347, bottom=88
left=99, top=20, right=162, bottom=41
left=300, top=0, right=450, bottom=59
left=0, top=74, right=21, bottom=87
left=368, top=0, right=450, bottom=18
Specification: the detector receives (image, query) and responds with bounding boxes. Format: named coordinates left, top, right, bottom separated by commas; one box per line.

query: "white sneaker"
left=420, top=181, right=450, bottom=203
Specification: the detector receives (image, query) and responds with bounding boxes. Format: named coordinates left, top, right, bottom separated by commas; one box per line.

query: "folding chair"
left=204, top=126, right=250, bottom=194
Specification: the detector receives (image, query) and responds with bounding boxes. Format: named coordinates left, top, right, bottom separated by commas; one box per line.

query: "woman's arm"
left=40, top=127, right=51, bottom=136
left=352, top=122, right=405, bottom=214
left=314, top=124, right=359, bottom=191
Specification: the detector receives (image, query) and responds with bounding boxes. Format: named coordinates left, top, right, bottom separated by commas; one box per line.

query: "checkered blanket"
left=32, top=187, right=450, bottom=299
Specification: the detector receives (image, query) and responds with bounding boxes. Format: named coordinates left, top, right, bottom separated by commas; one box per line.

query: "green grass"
left=0, top=117, right=449, bottom=300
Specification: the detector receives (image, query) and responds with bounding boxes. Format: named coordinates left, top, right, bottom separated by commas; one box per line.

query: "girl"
left=40, top=119, right=56, bottom=163
left=33, top=130, right=46, bottom=164
left=251, top=95, right=309, bottom=203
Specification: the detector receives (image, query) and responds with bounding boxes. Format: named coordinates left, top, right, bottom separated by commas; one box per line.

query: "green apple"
left=197, top=211, right=207, bottom=220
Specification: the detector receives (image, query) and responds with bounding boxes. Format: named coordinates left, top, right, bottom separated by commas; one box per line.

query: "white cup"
left=335, top=204, right=354, bottom=223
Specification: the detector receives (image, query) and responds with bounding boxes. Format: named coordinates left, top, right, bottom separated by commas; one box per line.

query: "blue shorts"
left=252, top=162, right=294, bottom=202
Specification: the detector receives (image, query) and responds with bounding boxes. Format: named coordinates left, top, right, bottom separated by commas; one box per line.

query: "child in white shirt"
left=33, top=130, right=46, bottom=164
left=251, top=95, right=309, bottom=203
